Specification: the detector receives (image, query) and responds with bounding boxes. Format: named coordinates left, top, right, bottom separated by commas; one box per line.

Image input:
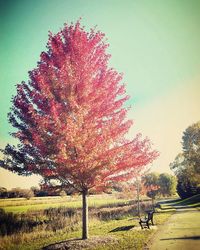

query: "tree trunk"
left=136, top=180, right=140, bottom=217
left=82, top=189, right=88, bottom=240
left=152, top=198, right=154, bottom=210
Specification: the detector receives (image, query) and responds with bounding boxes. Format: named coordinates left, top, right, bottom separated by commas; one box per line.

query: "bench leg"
left=139, top=221, right=143, bottom=229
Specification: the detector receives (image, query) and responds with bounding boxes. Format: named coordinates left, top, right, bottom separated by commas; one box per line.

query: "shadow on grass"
left=161, top=236, right=200, bottom=241
left=174, top=204, right=200, bottom=208
left=109, top=225, right=135, bottom=232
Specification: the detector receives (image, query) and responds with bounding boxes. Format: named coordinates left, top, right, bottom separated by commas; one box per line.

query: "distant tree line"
left=170, top=121, right=200, bottom=199
left=142, top=172, right=177, bottom=200
left=0, top=184, right=69, bottom=199
left=0, top=187, right=34, bottom=199
left=108, top=172, right=177, bottom=201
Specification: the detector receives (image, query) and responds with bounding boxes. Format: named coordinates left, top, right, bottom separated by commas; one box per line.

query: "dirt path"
left=150, top=208, right=200, bottom=250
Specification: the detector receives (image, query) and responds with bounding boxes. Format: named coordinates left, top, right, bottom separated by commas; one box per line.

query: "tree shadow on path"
left=161, top=236, right=200, bottom=241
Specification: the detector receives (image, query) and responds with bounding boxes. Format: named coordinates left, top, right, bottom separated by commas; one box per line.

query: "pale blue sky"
left=0, top=0, right=200, bottom=188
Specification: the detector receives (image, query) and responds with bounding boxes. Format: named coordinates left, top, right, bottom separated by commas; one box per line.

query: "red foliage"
left=4, top=21, right=158, bottom=193
left=141, top=182, right=160, bottom=195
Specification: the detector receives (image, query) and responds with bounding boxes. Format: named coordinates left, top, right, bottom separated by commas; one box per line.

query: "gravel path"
left=149, top=208, right=200, bottom=250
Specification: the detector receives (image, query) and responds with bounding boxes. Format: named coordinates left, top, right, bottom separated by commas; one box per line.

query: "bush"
left=177, top=180, right=200, bottom=199
left=20, top=189, right=34, bottom=199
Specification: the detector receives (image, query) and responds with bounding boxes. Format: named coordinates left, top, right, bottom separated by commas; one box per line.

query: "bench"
left=139, top=210, right=154, bottom=229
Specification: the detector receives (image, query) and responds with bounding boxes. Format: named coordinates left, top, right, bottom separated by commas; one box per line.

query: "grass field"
left=0, top=194, right=175, bottom=250
left=0, top=194, right=132, bottom=213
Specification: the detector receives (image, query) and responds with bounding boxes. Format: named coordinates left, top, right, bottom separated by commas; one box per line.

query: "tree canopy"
left=170, top=121, right=200, bottom=198
left=182, top=121, right=200, bottom=175
left=142, top=172, right=176, bottom=199
left=0, top=21, right=158, bottom=239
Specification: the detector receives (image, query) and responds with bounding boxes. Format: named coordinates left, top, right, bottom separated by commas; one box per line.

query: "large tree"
left=182, top=121, right=200, bottom=175
left=170, top=153, right=200, bottom=198
left=170, top=121, right=200, bottom=199
left=157, top=173, right=177, bottom=197
left=0, top=21, right=158, bottom=239
left=142, top=172, right=176, bottom=202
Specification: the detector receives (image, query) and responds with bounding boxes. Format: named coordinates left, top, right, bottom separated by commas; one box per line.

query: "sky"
left=0, top=0, right=200, bottom=189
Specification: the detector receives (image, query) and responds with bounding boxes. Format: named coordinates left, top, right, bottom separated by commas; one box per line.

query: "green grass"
left=155, top=207, right=176, bottom=213
left=169, top=194, right=200, bottom=206
left=0, top=195, right=131, bottom=213
left=0, top=212, right=172, bottom=250
left=158, top=194, right=200, bottom=211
